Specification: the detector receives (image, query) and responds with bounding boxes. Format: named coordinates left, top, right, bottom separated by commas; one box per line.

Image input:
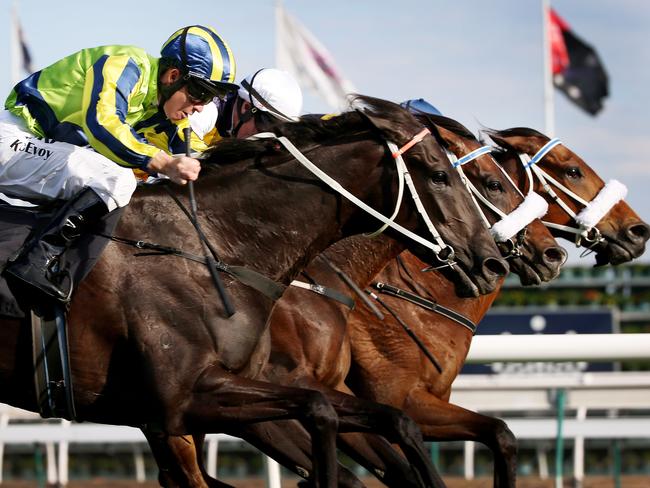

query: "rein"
left=362, top=254, right=477, bottom=373
left=252, top=129, right=458, bottom=270
left=98, top=232, right=286, bottom=301
left=515, top=138, right=628, bottom=252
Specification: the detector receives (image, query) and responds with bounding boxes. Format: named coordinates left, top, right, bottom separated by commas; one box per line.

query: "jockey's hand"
left=147, top=151, right=201, bottom=185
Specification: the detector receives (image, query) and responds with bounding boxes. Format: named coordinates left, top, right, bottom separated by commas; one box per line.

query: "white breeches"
left=0, top=110, right=137, bottom=211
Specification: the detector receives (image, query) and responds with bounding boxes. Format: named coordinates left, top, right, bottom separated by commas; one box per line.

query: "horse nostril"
left=544, top=246, right=568, bottom=265
left=482, top=257, right=509, bottom=278
left=627, top=222, right=650, bottom=243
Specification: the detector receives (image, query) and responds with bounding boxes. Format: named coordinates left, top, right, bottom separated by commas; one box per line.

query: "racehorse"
left=0, top=97, right=507, bottom=488
left=340, top=122, right=649, bottom=487
left=153, top=117, right=649, bottom=488
left=148, top=114, right=564, bottom=488
left=487, top=127, right=649, bottom=265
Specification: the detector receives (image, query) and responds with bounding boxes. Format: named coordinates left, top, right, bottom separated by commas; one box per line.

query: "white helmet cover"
left=238, top=68, right=303, bottom=121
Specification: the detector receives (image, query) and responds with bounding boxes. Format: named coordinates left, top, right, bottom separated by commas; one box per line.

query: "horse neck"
left=319, top=234, right=406, bottom=288
left=381, top=251, right=501, bottom=324
left=129, top=138, right=388, bottom=285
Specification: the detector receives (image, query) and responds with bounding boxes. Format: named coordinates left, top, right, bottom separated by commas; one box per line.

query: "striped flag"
left=11, top=6, right=34, bottom=84
left=275, top=3, right=356, bottom=111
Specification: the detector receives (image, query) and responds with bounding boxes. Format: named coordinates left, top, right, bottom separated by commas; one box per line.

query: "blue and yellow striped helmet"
left=161, top=25, right=238, bottom=100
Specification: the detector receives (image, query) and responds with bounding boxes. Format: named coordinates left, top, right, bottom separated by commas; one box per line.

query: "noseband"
left=516, top=138, right=628, bottom=252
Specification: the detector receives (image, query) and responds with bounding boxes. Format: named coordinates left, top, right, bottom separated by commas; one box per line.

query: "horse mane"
left=481, top=127, right=548, bottom=155
left=484, top=127, right=546, bottom=139
left=422, top=114, right=478, bottom=142
left=201, top=94, right=421, bottom=168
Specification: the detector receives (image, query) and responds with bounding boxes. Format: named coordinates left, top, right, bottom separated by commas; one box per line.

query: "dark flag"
left=549, top=8, right=609, bottom=115
left=11, top=7, right=34, bottom=84
left=17, top=21, right=34, bottom=74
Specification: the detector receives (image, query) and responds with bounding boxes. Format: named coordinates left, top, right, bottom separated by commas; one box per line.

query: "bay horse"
left=148, top=114, right=565, bottom=488
left=154, top=118, right=649, bottom=488
left=0, top=96, right=508, bottom=488
left=339, top=123, right=649, bottom=487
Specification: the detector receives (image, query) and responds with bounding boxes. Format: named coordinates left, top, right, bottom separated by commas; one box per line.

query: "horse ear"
left=486, top=131, right=539, bottom=154
left=358, top=107, right=405, bottom=142
left=432, top=123, right=467, bottom=155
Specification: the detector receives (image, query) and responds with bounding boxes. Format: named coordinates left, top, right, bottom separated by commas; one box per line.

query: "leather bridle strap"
left=391, top=128, right=431, bottom=158
left=372, top=281, right=477, bottom=334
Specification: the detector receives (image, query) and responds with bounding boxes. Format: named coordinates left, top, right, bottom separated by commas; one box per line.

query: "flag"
left=275, top=2, right=356, bottom=111
left=549, top=8, right=608, bottom=115
left=11, top=6, right=34, bottom=84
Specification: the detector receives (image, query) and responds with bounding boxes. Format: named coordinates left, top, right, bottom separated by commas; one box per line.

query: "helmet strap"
left=241, top=70, right=295, bottom=122
left=231, top=97, right=256, bottom=138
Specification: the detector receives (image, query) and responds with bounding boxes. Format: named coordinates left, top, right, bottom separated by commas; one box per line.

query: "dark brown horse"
left=149, top=115, right=565, bottom=488
left=158, top=120, right=649, bottom=488
left=0, top=97, right=507, bottom=488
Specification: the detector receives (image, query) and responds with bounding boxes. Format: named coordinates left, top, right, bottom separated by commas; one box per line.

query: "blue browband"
left=451, top=145, right=492, bottom=168
left=524, top=138, right=562, bottom=168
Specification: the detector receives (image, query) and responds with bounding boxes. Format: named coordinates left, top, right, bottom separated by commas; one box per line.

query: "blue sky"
left=2, top=0, right=649, bottom=263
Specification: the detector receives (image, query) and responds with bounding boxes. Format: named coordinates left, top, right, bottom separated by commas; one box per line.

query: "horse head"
left=420, top=115, right=567, bottom=285
left=487, top=128, right=649, bottom=266
left=353, top=96, right=508, bottom=296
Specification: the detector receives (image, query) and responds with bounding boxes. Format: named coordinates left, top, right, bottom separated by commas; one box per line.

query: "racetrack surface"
left=1, top=476, right=649, bottom=487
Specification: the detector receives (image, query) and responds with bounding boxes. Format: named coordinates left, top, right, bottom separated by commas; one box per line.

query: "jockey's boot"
left=4, top=188, right=109, bottom=302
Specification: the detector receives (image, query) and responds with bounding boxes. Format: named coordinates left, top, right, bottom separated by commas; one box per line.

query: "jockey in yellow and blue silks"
left=0, top=25, right=238, bottom=301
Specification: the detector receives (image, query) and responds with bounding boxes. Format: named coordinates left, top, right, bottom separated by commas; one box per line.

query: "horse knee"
left=494, top=418, right=517, bottom=458
left=304, top=391, right=338, bottom=431
left=392, top=409, right=424, bottom=443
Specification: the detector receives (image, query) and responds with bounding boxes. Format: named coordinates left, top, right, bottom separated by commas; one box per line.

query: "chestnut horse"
left=340, top=123, right=648, bottom=487
left=0, top=97, right=508, bottom=488
left=149, top=115, right=565, bottom=488
left=155, top=119, right=648, bottom=488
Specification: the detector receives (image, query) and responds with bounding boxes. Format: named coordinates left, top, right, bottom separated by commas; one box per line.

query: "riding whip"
left=183, top=127, right=236, bottom=317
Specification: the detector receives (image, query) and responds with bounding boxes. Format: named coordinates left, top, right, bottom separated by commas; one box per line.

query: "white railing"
left=0, top=405, right=281, bottom=487
left=1, top=333, right=648, bottom=486
left=450, top=370, right=650, bottom=487
left=465, top=333, right=650, bottom=362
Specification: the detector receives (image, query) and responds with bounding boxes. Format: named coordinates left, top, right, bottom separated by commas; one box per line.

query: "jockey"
left=133, top=68, right=302, bottom=169
left=189, top=68, right=303, bottom=144
left=0, top=25, right=238, bottom=301
left=400, top=98, right=442, bottom=116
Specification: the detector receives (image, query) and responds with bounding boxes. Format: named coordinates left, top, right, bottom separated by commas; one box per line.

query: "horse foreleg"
left=320, top=385, right=445, bottom=488
left=239, top=421, right=367, bottom=488
left=404, top=389, right=517, bottom=488
left=142, top=431, right=233, bottom=488
left=181, top=368, right=338, bottom=488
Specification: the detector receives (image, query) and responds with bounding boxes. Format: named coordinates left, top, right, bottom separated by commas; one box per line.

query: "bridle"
left=443, top=145, right=548, bottom=259
left=513, top=138, right=627, bottom=254
left=252, top=126, right=458, bottom=270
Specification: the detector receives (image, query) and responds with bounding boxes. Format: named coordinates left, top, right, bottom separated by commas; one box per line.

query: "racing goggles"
left=185, top=73, right=238, bottom=104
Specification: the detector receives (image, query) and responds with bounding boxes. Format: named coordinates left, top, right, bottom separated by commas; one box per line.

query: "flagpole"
left=542, top=0, right=555, bottom=137
left=274, top=0, right=283, bottom=67
left=10, top=1, right=20, bottom=86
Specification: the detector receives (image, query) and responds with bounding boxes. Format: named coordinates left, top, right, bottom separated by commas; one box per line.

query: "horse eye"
left=566, top=167, right=582, bottom=179
left=431, top=171, right=448, bottom=185
left=487, top=180, right=503, bottom=192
